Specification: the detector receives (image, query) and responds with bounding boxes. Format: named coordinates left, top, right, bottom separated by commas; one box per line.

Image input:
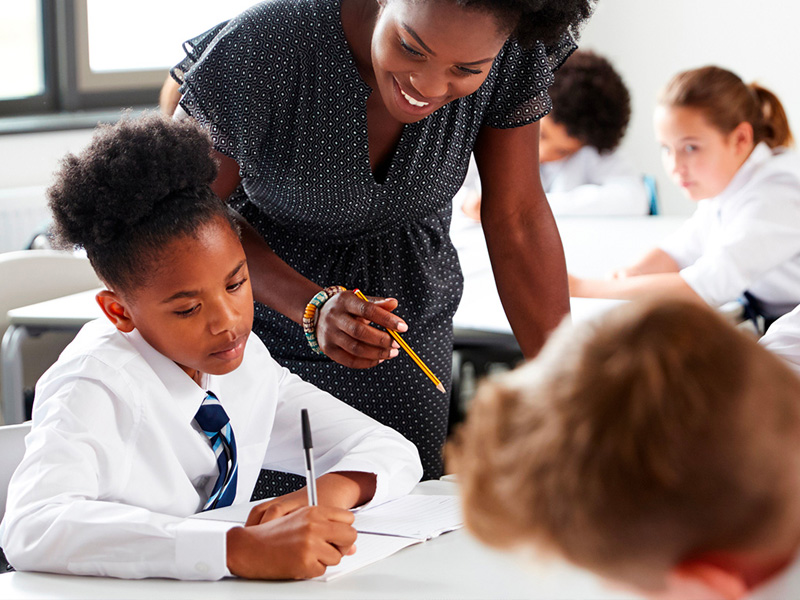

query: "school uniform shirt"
left=0, top=318, right=422, bottom=580
left=747, top=550, right=800, bottom=600
left=759, top=302, right=800, bottom=376
left=453, top=148, right=650, bottom=217
left=539, top=146, right=650, bottom=216
left=659, top=143, right=800, bottom=318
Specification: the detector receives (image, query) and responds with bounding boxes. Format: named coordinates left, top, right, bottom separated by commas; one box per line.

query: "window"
left=0, top=0, right=256, bottom=119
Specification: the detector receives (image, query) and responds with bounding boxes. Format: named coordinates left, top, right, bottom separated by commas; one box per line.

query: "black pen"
left=301, top=408, right=318, bottom=506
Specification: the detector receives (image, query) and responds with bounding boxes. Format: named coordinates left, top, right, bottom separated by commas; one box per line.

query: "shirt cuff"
left=174, top=518, right=240, bottom=580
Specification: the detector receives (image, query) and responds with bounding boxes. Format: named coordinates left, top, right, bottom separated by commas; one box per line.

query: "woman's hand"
left=316, top=291, right=404, bottom=368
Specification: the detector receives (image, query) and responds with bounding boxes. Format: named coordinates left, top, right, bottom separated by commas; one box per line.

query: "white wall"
left=580, top=0, right=800, bottom=215
left=0, top=129, right=94, bottom=251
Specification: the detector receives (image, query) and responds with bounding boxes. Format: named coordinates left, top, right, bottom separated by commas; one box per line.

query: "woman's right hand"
left=315, top=291, right=404, bottom=368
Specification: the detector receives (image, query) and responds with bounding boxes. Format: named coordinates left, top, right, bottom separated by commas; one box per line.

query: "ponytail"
left=660, top=66, right=794, bottom=149
left=750, top=83, right=794, bottom=149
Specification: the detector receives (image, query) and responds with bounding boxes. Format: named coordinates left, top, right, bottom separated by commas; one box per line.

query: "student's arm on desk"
left=475, top=123, right=570, bottom=357
left=612, top=248, right=681, bottom=279
left=569, top=270, right=704, bottom=304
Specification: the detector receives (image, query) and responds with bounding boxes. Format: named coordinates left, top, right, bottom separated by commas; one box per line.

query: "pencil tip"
left=437, top=383, right=446, bottom=394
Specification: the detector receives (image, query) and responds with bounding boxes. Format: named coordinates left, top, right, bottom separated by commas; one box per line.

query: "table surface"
left=0, top=480, right=636, bottom=600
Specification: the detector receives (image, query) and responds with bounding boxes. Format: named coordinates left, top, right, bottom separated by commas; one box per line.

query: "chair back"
left=643, top=175, right=659, bottom=215
left=0, top=250, right=101, bottom=423
left=0, top=422, right=31, bottom=521
left=0, top=250, right=101, bottom=334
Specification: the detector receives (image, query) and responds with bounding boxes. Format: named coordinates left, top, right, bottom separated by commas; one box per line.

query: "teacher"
left=172, top=0, right=593, bottom=487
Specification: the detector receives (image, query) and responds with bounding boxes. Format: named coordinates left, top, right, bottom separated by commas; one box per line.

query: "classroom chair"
left=643, top=174, right=659, bottom=215
left=0, top=421, right=31, bottom=573
left=450, top=329, right=524, bottom=432
left=0, top=250, right=101, bottom=425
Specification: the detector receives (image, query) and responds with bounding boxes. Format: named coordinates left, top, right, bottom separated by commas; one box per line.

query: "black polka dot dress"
left=175, top=0, right=574, bottom=489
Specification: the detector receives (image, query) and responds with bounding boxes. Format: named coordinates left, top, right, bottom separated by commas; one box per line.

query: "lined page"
left=353, top=495, right=463, bottom=540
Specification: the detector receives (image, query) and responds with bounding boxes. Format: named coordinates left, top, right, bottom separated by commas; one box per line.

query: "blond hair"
left=659, top=66, right=794, bottom=149
left=451, top=299, right=800, bottom=585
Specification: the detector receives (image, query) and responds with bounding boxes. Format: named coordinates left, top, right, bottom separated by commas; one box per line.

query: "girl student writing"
left=1, top=114, right=422, bottom=580
left=171, top=0, right=595, bottom=487
left=569, top=65, right=800, bottom=329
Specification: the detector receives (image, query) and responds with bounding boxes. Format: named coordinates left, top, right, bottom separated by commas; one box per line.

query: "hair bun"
left=48, top=112, right=218, bottom=250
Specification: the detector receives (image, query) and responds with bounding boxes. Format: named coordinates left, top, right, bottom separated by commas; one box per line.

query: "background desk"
left=0, top=480, right=635, bottom=600
left=1, top=290, right=101, bottom=425
left=449, top=215, right=686, bottom=418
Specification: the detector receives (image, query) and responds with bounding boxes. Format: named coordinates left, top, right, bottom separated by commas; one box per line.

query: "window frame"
left=0, top=0, right=168, bottom=120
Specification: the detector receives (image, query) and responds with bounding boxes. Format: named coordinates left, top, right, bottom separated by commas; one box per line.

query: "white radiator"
left=0, top=186, right=50, bottom=253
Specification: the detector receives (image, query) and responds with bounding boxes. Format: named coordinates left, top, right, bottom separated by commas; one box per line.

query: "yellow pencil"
left=353, top=289, right=446, bottom=394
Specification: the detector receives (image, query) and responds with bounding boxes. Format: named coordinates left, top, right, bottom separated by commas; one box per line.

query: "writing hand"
left=227, top=505, right=357, bottom=579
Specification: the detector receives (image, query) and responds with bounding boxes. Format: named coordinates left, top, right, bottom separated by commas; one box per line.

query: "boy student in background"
left=0, top=114, right=422, bottom=581
left=457, top=49, right=649, bottom=219
left=569, top=66, right=800, bottom=330
left=452, top=298, right=800, bottom=600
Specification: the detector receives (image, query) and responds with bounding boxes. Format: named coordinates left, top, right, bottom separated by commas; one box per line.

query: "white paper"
left=312, top=533, right=420, bottom=582
left=353, top=495, right=463, bottom=540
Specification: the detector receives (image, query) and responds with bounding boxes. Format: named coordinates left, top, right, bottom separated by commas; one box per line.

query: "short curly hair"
left=455, top=0, right=596, bottom=49
left=548, top=50, right=631, bottom=153
left=48, top=112, right=238, bottom=294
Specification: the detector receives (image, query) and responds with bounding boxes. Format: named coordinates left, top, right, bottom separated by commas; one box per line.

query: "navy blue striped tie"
left=194, top=391, right=238, bottom=511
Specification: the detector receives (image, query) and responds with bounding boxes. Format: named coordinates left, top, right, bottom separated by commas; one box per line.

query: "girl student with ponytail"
left=569, top=65, right=800, bottom=329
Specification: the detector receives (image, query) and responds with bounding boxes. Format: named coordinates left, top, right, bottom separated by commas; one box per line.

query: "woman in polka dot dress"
left=172, top=0, right=594, bottom=489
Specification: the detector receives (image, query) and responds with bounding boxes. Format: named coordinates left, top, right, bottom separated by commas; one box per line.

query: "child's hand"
left=245, top=494, right=307, bottom=526
left=227, top=505, right=357, bottom=579
left=316, top=291, right=403, bottom=369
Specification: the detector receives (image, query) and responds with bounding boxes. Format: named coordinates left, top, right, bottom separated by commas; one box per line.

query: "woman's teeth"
left=401, top=89, right=429, bottom=107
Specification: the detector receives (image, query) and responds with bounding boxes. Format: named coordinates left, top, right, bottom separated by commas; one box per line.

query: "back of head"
left=547, top=49, right=631, bottom=153
left=660, top=65, right=794, bottom=149
left=453, top=299, right=800, bottom=588
left=48, top=112, right=237, bottom=295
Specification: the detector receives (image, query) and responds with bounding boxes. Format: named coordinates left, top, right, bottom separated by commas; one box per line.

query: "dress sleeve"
left=172, top=9, right=274, bottom=178
left=482, top=33, right=576, bottom=130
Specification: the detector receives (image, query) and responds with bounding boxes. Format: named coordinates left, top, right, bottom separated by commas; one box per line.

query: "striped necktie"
left=194, top=391, right=238, bottom=511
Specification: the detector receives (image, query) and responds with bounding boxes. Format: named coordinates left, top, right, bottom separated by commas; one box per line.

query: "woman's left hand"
left=315, top=291, right=403, bottom=369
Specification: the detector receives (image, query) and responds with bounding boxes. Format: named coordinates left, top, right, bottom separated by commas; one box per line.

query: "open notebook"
left=192, top=493, right=463, bottom=581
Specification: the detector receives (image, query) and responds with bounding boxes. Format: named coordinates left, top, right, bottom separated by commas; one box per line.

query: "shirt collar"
left=716, top=142, right=772, bottom=202
left=122, top=328, right=209, bottom=424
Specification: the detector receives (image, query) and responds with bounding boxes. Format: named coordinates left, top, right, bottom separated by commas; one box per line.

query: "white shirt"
left=0, top=318, right=422, bottom=580
left=660, top=144, right=800, bottom=317
left=748, top=551, right=800, bottom=600
left=453, top=148, right=650, bottom=217
left=759, top=302, right=800, bottom=375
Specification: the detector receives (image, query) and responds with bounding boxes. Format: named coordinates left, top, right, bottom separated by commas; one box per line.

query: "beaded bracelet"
left=302, top=286, right=346, bottom=354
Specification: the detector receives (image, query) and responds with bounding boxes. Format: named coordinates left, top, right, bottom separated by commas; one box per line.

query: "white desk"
left=0, top=480, right=635, bottom=600
left=452, top=215, right=686, bottom=336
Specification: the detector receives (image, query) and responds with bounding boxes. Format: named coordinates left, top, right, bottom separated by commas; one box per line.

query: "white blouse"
left=0, top=318, right=422, bottom=580
left=660, top=144, right=800, bottom=318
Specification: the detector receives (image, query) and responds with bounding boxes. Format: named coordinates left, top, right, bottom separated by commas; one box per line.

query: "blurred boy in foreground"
left=452, top=299, right=800, bottom=599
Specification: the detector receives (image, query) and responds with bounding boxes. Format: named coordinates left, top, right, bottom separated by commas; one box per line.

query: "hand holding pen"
left=301, top=408, right=318, bottom=506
